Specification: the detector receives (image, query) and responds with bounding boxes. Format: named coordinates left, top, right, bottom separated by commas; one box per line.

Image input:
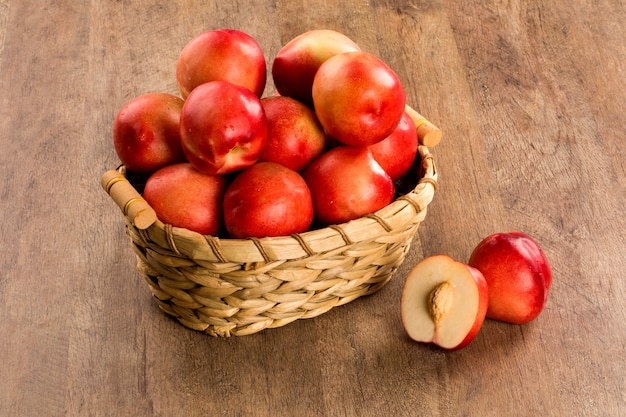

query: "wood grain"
left=1, top=1, right=624, bottom=416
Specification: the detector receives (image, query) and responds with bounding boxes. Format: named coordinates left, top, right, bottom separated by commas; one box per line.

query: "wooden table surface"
left=1, top=1, right=624, bottom=416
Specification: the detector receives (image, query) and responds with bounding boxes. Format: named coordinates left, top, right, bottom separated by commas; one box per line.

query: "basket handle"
left=405, top=105, right=442, bottom=148
left=101, top=170, right=157, bottom=230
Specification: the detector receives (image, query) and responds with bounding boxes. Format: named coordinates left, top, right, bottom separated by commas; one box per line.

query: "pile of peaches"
left=113, top=29, right=417, bottom=239
left=111, top=29, right=551, bottom=349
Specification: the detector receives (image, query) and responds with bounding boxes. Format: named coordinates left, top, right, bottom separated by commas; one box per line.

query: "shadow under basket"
left=102, top=145, right=438, bottom=336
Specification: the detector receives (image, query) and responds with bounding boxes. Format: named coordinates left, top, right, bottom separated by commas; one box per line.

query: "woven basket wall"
left=103, top=145, right=438, bottom=336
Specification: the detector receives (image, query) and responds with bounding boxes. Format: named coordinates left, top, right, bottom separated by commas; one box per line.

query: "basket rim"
left=107, top=145, right=438, bottom=264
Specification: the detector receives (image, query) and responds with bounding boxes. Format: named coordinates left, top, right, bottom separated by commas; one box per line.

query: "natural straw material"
left=102, top=145, right=438, bottom=336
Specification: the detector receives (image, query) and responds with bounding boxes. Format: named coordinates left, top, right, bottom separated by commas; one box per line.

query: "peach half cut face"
left=401, top=255, right=488, bottom=350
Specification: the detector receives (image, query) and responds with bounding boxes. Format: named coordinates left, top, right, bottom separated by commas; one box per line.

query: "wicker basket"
left=102, top=144, right=438, bottom=336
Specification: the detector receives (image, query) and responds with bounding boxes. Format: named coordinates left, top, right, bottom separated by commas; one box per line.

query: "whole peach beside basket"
left=102, top=140, right=438, bottom=337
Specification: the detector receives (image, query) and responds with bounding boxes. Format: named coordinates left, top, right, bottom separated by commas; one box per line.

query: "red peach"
left=272, top=29, right=361, bottom=107
left=368, top=112, right=418, bottom=181
left=176, top=29, right=266, bottom=98
left=179, top=81, right=268, bottom=176
left=113, top=92, right=186, bottom=174
left=258, top=96, right=326, bottom=172
left=303, top=146, right=395, bottom=226
left=468, top=232, right=552, bottom=324
left=143, top=163, right=228, bottom=236
left=223, top=162, right=313, bottom=238
left=312, top=51, right=406, bottom=147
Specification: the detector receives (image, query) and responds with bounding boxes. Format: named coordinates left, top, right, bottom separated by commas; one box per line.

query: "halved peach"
left=401, top=255, right=489, bottom=350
